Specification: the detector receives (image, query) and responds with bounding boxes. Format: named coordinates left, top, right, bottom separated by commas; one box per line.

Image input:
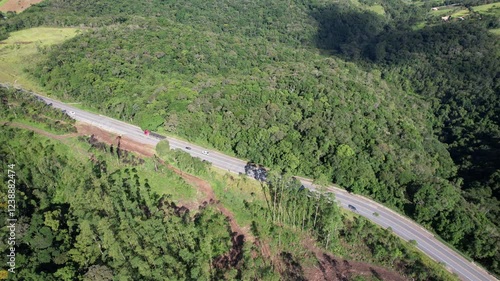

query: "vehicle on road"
left=68, top=111, right=76, bottom=115
left=185, top=147, right=191, bottom=150
left=348, top=204, right=357, bottom=211
left=245, top=162, right=268, bottom=182
left=202, top=150, right=209, bottom=155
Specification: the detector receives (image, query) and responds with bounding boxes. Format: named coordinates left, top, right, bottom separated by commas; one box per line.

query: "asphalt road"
left=30, top=93, right=497, bottom=281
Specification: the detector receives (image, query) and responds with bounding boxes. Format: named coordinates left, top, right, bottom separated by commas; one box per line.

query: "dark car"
left=348, top=204, right=357, bottom=211
left=185, top=147, right=192, bottom=150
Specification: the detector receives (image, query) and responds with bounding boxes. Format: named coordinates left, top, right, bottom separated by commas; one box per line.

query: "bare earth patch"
left=0, top=0, right=44, bottom=12
left=302, top=237, right=408, bottom=281
left=154, top=159, right=252, bottom=271
left=76, top=123, right=156, bottom=157
left=159, top=160, right=252, bottom=240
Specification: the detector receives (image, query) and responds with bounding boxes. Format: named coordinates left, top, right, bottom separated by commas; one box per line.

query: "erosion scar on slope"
left=157, top=158, right=253, bottom=242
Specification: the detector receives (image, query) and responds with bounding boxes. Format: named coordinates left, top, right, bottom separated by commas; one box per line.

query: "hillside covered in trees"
left=0, top=0, right=499, bottom=277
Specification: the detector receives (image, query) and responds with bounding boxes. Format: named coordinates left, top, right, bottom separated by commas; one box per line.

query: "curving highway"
left=25, top=91, right=498, bottom=281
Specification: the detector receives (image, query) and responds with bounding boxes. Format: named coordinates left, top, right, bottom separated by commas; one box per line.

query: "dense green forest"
left=0, top=0, right=499, bottom=276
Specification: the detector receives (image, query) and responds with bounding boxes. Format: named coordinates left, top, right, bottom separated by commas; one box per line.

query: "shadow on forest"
left=310, top=4, right=387, bottom=63
left=308, top=3, right=495, bottom=65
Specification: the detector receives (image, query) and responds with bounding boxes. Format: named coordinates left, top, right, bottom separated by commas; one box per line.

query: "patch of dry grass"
left=0, top=27, right=80, bottom=91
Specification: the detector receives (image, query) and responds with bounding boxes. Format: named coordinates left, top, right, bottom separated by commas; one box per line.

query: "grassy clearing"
left=412, top=0, right=442, bottom=7
left=490, top=28, right=500, bottom=35
left=140, top=159, right=198, bottom=201
left=64, top=135, right=198, bottom=202
left=412, top=21, right=427, bottom=30
left=208, top=168, right=266, bottom=226
left=0, top=118, right=71, bottom=135
left=348, top=0, right=385, bottom=16
left=0, top=27, right=80, bottom=91
left=367, top=4, right=385, bottom=15
left=472, top=2, right=500, bottom=15
left=451, top=8, right=470, bottom=17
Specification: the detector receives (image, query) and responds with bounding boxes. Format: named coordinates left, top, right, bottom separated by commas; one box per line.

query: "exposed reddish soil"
left=76, top=123, right=156, bottom=157
left=302, top=237, right=408, bottom=281
left=0, top=0, right=44, bottom=12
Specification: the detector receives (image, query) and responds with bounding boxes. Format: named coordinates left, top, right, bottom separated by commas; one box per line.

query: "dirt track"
left=0, top=0, right=44, bottom=12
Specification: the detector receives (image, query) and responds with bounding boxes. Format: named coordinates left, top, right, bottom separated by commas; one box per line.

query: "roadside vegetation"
left=0, top=0, right=498, bottom=277
left=157, top=142, right=458, bottom=280
left=0, top=86, right=457, bottom=280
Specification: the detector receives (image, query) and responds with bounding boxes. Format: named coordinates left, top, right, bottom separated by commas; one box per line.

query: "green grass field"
left=367, top=4, right=385, bottom=15
left=472, top=2, right=500, bottom=15
left=0, top=27, right=80, bottom=91
left=411, top=0, right=442, bottom=6
left=345, top=0, right=385, bottom=16
left=490, top=28, right=500, bottom=35
left=412, top=21, right=427, bottom=30
left=451, top=8, right=470, bottom=17
left=139, top=158, right=199, bottom=201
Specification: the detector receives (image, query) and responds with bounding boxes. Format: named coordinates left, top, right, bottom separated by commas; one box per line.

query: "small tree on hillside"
left=156, top=140, right=170, bottom=160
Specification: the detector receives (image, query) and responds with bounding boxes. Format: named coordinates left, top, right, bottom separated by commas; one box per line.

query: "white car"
left=202, top=150, right=209, bottom=155
left=68, top=111, right=76, bottom=115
